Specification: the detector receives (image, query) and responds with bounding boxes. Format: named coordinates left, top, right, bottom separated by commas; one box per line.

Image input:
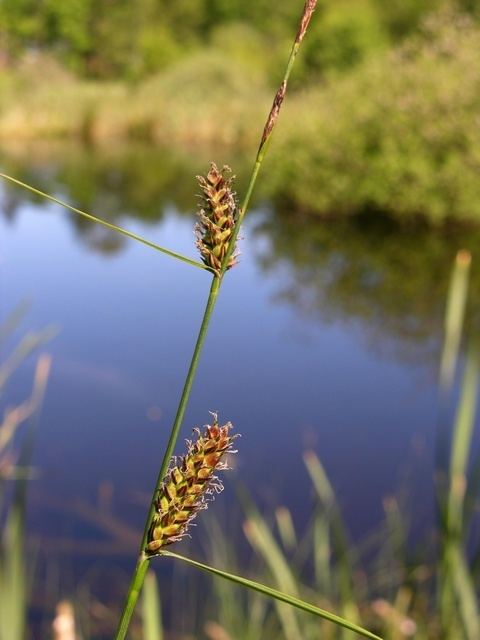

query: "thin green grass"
left=0, top=321, right=52, bottom=640
left=440, top=342, right=480, bottom=639
left=161, top=550, right=382, bottom=640
left=241, top=493, right=304, bottom=640
left=142, top=571, right=163, bottom=640
left=439, top=251, right=472, bottom=390
left=0, top=173, right=207, bottom=272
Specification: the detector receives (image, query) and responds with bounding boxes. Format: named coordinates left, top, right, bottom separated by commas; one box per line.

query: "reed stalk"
left=114, top=2, right=321, bottom=637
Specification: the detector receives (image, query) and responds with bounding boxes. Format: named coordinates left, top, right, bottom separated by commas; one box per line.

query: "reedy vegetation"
left=1, top=199, right=478, bottom=640
left=193, top=249, right=478, bottom=640
left=0, top=305, right=53, bottom=640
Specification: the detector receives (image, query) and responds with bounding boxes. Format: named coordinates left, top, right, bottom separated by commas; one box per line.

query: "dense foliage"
left=1, top=0, right=479, bottom=79
left=268, top=9, right=480, bottom=223
left=2, top=1, right=480, bottom=223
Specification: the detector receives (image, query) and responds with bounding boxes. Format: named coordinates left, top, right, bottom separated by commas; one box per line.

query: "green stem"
left=160, top=551, right=382, bottom=640
left=116, top=3, right=318, bottom=636
left=0, top=173, right=209, bottom=272
left=142, top=275, right=221, bottom=549
left=115, top=556, right=149, bottom=640
left=114, top=275, right=221, bottom=639
left=221, top=21, right=309, bottom=273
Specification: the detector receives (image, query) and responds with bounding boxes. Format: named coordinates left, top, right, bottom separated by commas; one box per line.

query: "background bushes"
left=268, top=10, right=480, bottom=224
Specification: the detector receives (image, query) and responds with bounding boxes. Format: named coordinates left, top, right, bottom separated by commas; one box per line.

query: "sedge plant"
left=0, top=2, right=382, bottom=639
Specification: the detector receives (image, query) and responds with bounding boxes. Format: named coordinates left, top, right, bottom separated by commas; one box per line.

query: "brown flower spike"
left=146, top=415, right=236, bottom=554
left=195, top=163, right=238, bottom=275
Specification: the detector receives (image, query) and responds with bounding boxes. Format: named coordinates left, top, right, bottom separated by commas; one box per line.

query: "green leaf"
left=159, top=550, right=383, bottom=640
left=0, top=173, right=209, bottom=272
left=142, top=571, right=163, bottom=640
left=439, top=250, right=471, bottom=390
left=447, top=343, right=479, bottom=532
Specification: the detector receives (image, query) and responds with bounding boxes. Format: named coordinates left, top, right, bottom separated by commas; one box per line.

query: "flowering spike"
left=146, top=414, right=236, bottom=554
left=195, top=163, right=238, bottom=275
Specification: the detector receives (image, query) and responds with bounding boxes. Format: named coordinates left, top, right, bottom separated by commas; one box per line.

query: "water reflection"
left=2, top=143, right=479, bottom=364
left=0, top=142, right=254, bottom=254
left=3, top=142, right=480, bottom=377
left=2, top=143, right=478, bottom=638
left=0, top=142, right=447, bottom=518
left=255, top=208, right=480, bottom=364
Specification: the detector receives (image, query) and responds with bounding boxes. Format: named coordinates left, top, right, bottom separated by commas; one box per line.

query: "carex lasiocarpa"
left=146, top=414, right=236, bottom=554
left=195, top=163, right=238, bottom=275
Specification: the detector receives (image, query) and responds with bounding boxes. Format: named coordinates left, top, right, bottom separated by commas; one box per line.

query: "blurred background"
left=1, top=1, right=480, bottom=638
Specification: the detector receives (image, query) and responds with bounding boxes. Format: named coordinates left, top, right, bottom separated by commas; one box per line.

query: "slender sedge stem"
left=115, top=275, right=221, bottom=639
left=116, top=3, right=317, bottom=636
left=221, top=15, right=311, bottom=273
left=142, top=275, right=221, bottom=550
left=0, top=173, right=209, bottom=272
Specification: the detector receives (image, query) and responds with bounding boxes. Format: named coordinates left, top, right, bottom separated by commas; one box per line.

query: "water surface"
left=1, top=145, right=478, bottom=631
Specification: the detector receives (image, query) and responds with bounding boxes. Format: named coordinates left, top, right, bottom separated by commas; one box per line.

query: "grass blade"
left=312, top=508, right=331, bottom=594
left=0, top=173, right=209, bottom=272
left=275, top=507, right=297, bottom=552
left=0, top=356, right=51, bottom=640
left=451, top=547, right=480, bottom=640
left=439, top=342, right=480, bottom=637
left=202, top=514, right=268, bottom=640
left=240, top=491, right=302, bottom=640
left=243, top=517, right=302, bottom=640
left=439, top=250, right=471, bottom=390
left=0, top=487, right=26, bottom=640
left=142, top=571, right=163, bottom=640
left=446, top=343, right=478, bottom=533
left=304, top=451, right=359, bottom=622
left=160, top=550, right=383, bottom=640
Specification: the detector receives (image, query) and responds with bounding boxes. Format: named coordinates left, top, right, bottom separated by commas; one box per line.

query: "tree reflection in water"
left=0, top=143, right=253, bottom=255
left=255, top=206, right=480, bottom=365
left=2, top=143, right=479, bottom=366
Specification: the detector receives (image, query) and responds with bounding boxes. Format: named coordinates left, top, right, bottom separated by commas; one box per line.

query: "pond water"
left=1, top=144, right=479, bottom=634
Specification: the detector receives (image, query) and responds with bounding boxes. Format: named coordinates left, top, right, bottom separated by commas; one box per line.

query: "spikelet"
left=146, top=414, right=236, bottom=554
left=195, top=163, right=238, bottom=275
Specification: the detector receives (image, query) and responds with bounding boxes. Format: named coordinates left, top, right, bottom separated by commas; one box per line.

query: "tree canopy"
left=1, top=0, right=478, bottom=79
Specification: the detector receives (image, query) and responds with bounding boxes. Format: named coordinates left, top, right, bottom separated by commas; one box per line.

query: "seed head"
left=195, top=163, right=238, bottom=275
left=146, top=414, right=236, bottom=554
left=296, top=0, right=318, bottom=46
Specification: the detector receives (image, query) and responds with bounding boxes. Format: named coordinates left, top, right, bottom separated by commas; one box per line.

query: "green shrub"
left=302, top=0, right=389, bottom=76
left=137, top=50, right=270, bottom=147
left=373, top=0, right=441, bottom=39
left=269, top=9, right=480, bottom=224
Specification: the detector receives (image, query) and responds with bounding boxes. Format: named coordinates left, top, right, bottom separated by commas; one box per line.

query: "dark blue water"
left=1, top=188, right=437, bottom=522
left=1, top=149, right=478, bottom=634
